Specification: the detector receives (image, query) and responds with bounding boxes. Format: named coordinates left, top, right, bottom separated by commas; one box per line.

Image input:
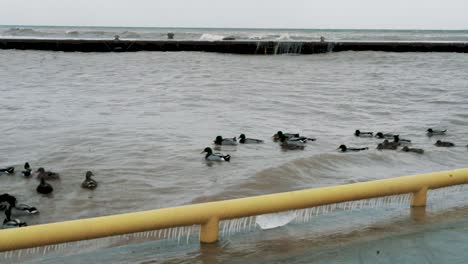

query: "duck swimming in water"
left=354, top=130, right=373, bottom=137
left=434, top=140, right=454, bottom=147
left=214, top=136, right=238, bottom=145
left=273, top=131, right=300, bottom=141
left=338, top=145, right=368, bottom=152
left=82, top=171, right=98, bottom=190
left=14, top=204, right=39, bottom=215
left=34, top=167, right=60, bottom=180
left=393, top=135, right=411, bottom=145
left=239, top=134, right=264, bottom=144
left=22, top=162, right=31, bottom=177
left=279, top=134, right=306, bottom=150
left=375, top=132, right=398, bottom=139
left=377, top=140, right=398, bottom=150
left=202, top=147, right=231, bottom=162
left=275, top=131, right=316, bottom=142
left=427, top=128, right=447, bottom=137
left=3, top=218, right=27, bottom=228
left=0, top=167, right=15, bottom=175
left=401, top=146, right=424, bottom=154
left=0, top=194, right=25, bottom=228
left=36, top=178, right=53, bottom=194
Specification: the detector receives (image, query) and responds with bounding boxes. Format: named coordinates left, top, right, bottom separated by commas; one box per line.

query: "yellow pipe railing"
left=0, top=168, right=467, bottom=252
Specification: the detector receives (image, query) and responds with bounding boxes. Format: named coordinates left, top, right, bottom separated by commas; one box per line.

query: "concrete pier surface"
left=1, top=38, right=467, bottom=54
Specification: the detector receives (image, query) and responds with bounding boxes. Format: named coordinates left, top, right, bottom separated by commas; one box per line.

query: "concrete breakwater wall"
left=0, top=38, right=467, bottom=54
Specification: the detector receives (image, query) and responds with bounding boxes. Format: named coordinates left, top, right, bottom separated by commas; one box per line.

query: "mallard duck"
left=279, top=134, right=306, bottom=150
left=273, top=131, right=300, bottom=141
left=434, top=140, right=454, bottom=147
left=393, top=135, right=411, bottom=145
left=354, top=130, right=373, bottom=137
left=36, top=178, right=53, bottom=194
left=377, top=140, right=398, bottom=150
left=375, top=132, right=398, bottom=139
left=338, top=145, right=368, bottom=152
left=401, top=146, right=424, bottom=154
left=3, top=218, right=27, bottom=228
left=427, top=128, right=446, bottom=137
left=34, top=167, right=60, bottom=180
left=22, top=162, right=31, bottom=177
left=239, top=134, right=264, bottom=144
left=214, top=136, right=238, bottom=145
left=201, top=147, right=231, bottom=162
left=14, top=204, right=39, bottom=214
left=81, top=171, right=98, bottom=189
left=0, top=194, right=16, bottom=208
left=0, top=167, right=14, bottom=175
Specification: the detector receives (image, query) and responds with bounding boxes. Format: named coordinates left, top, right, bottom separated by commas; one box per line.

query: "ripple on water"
left=0, top=50, right=467, bottom=229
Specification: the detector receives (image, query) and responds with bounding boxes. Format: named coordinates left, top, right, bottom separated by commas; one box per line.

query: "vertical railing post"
left=200, top=217, right=219, bottom=243
left=411, top=187, right=428, bottom=207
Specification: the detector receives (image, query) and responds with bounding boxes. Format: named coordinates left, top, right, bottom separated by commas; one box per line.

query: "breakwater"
left=1, top=38, right=467, bottom=54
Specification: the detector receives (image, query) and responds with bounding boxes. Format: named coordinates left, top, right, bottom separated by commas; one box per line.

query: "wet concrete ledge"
left=0, top=38, right=467, bottom=54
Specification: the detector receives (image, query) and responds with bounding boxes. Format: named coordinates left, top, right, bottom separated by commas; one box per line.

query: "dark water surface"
left=0, top=49, right=467, bottom=262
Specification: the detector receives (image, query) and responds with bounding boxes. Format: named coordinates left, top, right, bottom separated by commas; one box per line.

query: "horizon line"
left=1, top=24, right=467, bottom=31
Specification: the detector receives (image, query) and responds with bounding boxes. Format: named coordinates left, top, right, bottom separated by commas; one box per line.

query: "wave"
left=199, top=33, right=226, bottom=41
left=2, top=27, right=468, bottom=41
left=2, top=27, right=43, bottom=36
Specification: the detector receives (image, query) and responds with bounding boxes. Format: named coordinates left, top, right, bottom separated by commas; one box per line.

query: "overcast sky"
left=1, top=0, right=467, bottom=29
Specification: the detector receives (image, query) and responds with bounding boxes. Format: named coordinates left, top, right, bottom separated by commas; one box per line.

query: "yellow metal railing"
left=0, top=168, right=467, bottom=252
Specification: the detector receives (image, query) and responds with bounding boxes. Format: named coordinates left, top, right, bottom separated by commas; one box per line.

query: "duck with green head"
left=201, top=147, right=231, bottom=161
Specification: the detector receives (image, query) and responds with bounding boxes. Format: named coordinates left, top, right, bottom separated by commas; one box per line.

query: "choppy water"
left=0, top=48, right=467, bottom=261
left=1, top=25, right=468, bottom=42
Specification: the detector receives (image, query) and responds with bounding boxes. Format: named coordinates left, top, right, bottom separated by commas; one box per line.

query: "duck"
left=386, top=139, right=400, bottom=148
left=239, top=134, right=264, bottom=144
left=273, top=131, right=300, bottom=141
left=434, top=140, right=454, bottom=147
left=3, top=218, right=27, bottom=228
left=354, top=130, right=373, bottom=137
left=22, top=162, right=31, bottom=177
left=338, top=145, right=368, bottom=152
left=0, top=194, right=17, bottom=208
left=14, top=204, right=39, bottom=214
left=427, top=128, right=446, bottom=137
left=377, top=140, right=398, bottom=150
left=393, top=135, right=411, bottom=145
left=201, top=147, right=231, bottom=162
left=214, top=136, right=238, bottom=145
left=81, top=171, right=98, bottom=190
left=375, top=132, right=398, bottom=139
left=279, top=134, right=306, bottom=150
left=0, top=167, right=15, bottom=175
left=36, top=178, right=54, bottom=194
left=34, top=167, right=60, bottom=180
left=401, top=146, right=424, bottom=154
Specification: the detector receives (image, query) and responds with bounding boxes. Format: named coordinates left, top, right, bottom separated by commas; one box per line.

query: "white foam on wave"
left=199, top=33, right=225, bottom=41
left=256, top=211, right=297, bottom=229
left=277, top=33, right=291, bottom=40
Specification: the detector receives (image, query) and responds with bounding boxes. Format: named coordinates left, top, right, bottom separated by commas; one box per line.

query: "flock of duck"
left=202, top=128, right=465, bottom=162
left=0, top=165, right=98, bottom=228
left=1, top=129, right=465, bottom=229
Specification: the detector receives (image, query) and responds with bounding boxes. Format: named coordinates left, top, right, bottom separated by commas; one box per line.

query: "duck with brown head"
left=37, top=178, right=53, bottom=194
left=82, top=171, right=98, bottom=189
left=434, top=140, right=454, bottom=147
left=34, top=167, right=60, bottom=180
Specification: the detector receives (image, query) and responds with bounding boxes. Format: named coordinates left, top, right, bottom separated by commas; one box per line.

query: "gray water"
left=1, top=25, right=468, bottom=42
left=0, top=49, right=467, bottom=261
